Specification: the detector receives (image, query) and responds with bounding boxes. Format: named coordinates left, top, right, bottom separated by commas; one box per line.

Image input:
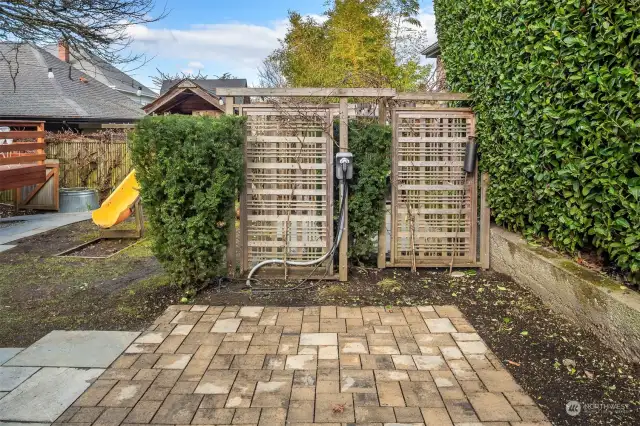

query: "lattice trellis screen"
left=391, top=109, right=477, bottom=267
left=240, top=106, right=335, bottom=277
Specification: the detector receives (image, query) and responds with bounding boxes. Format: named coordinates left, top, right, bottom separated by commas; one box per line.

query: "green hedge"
left=346, top=121, right=392, bottom=262
left=434, top=0, right=640, bottom=273
left=130, top=115, right=245, bottom=287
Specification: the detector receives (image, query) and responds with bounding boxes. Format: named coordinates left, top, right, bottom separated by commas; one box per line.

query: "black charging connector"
left=464, top=136, right=478, bottom=173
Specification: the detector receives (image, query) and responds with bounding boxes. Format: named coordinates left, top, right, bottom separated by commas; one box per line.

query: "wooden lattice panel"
left=391, top=109, right=477, bottom=267
left=240, top=106, right=334, bottom=276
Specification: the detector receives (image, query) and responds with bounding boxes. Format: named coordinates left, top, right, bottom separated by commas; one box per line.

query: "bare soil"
left=60, top=237, right=137, bottom=258
left=0, top=220, right=180, bottom=348
left=0, top=203, right=39, bottom=218
left=0, top=221, right=637, bottom=424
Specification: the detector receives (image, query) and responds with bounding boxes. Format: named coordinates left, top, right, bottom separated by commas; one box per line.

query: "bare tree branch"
left=0, top=0, right=167, bottom=80
left=258, top=53, right=288, bottom=88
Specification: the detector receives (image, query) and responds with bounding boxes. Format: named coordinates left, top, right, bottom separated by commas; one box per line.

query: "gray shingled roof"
left=0, top=42, right=146, bottom=120
left=421, top=41, right=440, bottom=58
left=160, top=78, right=248, bottom=95
left=160, top=78, right=248, bottom=105
left=44, top=45, right=157, bottom=99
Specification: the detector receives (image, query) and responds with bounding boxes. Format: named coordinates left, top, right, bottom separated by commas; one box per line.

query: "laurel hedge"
left=130, top=115, right=245, bottom=287
left=434, top=0, right=640, bottom=273
left=347, top=121, right=392, bottom=261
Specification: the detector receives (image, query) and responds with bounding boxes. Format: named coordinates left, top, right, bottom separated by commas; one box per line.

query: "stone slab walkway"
left=53, top=305, right=550, bottom=425
left=0, top=331, right=139, bottom=424
left=0, top=212, right=91, bottom=247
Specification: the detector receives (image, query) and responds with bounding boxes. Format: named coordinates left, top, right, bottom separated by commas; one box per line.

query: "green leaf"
left=615, top=218, right=630, bottom=228
left=433, top=0, right=639, bottom=274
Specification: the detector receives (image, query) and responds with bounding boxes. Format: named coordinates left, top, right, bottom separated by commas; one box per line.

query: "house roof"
left=421, top=41, right=440, bottom=58
left=160, top=78, right=248, bottom=96
left=44, top=45, right=157, bottom=99
left=0, top=42, right=146, bottom=121
left=143, top=78, right=226, bottom=114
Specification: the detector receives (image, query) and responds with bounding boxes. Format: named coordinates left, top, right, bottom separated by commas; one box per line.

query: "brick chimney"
left=57, top=41, right=69, bottom=62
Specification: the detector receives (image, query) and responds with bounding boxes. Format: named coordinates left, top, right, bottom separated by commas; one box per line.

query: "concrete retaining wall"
left=490, top=226, right=640, bottom=363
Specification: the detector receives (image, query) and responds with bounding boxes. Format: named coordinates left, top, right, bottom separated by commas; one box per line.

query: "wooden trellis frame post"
left=480, top=172, right=490, bottom=269
left=214, top=88, right=481, bottom=278
left=377, top=98, right=387, bottom=269
left=339, top=97, right=349, bottom=281
left=225, top=98, right=236, bottom=277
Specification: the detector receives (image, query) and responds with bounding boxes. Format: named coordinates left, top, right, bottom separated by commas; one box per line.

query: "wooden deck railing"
left=0, top=121, right=47, bottom=191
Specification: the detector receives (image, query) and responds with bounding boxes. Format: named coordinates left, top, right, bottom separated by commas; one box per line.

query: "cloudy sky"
left=124, top=0, right=436, bottom=91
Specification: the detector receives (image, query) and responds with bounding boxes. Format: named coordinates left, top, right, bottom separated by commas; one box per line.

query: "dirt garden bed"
left=58, top=237, right=137, bottom=258
left=0, top=220, right=178, bottom=348
left=0, top=203, right=39, bottom=219
left=0, top=221, right=638, bottom=425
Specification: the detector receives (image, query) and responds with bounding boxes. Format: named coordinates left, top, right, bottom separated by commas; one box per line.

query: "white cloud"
left=187, top=61, right=205, bottom=69
left=126, top=14, right=331, bottom=83
left=417, top=10, right=437, bottom=44
left=126, top=21, right=288, bottom=76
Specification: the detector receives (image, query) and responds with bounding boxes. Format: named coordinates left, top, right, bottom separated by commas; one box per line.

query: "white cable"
left=245, top=178, right=348, bottom=286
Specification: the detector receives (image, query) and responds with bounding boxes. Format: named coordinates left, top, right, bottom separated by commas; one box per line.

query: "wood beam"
left=0, top=142, right=45, bottom=153
left=394, top=92, right=471, bottom=101
left=0, top=154, right=46, bottom=166
left=480, top=172, right=490, bottom=270
left=0, top=131, right=45, bottom=139
left=225, top=100, right=236, bottom=277
left=225, top=97, right=234, bottom=115
left=377, top=98, right=387, bottom=269
left=0, top=120, right=43, bottom=127
left=143, top=87, right=188, bottom=114
left=189, top=86, right=224, bottom=112
left=214, top=88, right=470, bottom=101
left=215, top=88, right=397, bottom=98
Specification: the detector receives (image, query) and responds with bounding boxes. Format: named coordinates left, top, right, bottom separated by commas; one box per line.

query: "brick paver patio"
left=56, top=305, right=550, bottom=425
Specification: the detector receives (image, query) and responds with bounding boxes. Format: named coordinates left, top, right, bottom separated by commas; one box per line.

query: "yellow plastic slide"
left=92, top=170, right=140, bottom=228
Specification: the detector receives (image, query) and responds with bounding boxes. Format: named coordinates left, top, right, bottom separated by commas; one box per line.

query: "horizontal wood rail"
left=0, top=120, right=45, bottom=128
left=0, top=142, right=46, bottom=153
left=0, top=121, right=47, bottom=192
left=0, top=165, right=46, bottom=191
left=394, top=92, right=470, bottom=101
left=217, top=87, right=397, bottom=97
left=215, top=87, right=470, bottom=102
left=0, top=131, right=45, bottom=139
left=0, top=154, right=46, bottom=166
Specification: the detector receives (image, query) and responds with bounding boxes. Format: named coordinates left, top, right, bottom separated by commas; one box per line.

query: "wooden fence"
left=390, top=108, right=478, bottom=268
left=0, top=138, right=132, bottom=203
left=240, top=105, right=336, bottom=279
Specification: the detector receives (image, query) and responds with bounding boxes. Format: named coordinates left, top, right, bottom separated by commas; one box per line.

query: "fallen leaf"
left=520, top=331, right=529, bottom=336
left=333, top=404, right=345, bottom=413
left=497, top=286, right=507, bottom=291
left=585, top=370, right=594, bottom=379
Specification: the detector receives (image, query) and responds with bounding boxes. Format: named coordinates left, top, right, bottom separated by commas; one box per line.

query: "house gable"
left=143, top=79, right=224, bottom=115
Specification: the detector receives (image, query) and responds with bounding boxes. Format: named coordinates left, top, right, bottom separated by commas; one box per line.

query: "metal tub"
left=59, top=188, right=99, bottom=213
